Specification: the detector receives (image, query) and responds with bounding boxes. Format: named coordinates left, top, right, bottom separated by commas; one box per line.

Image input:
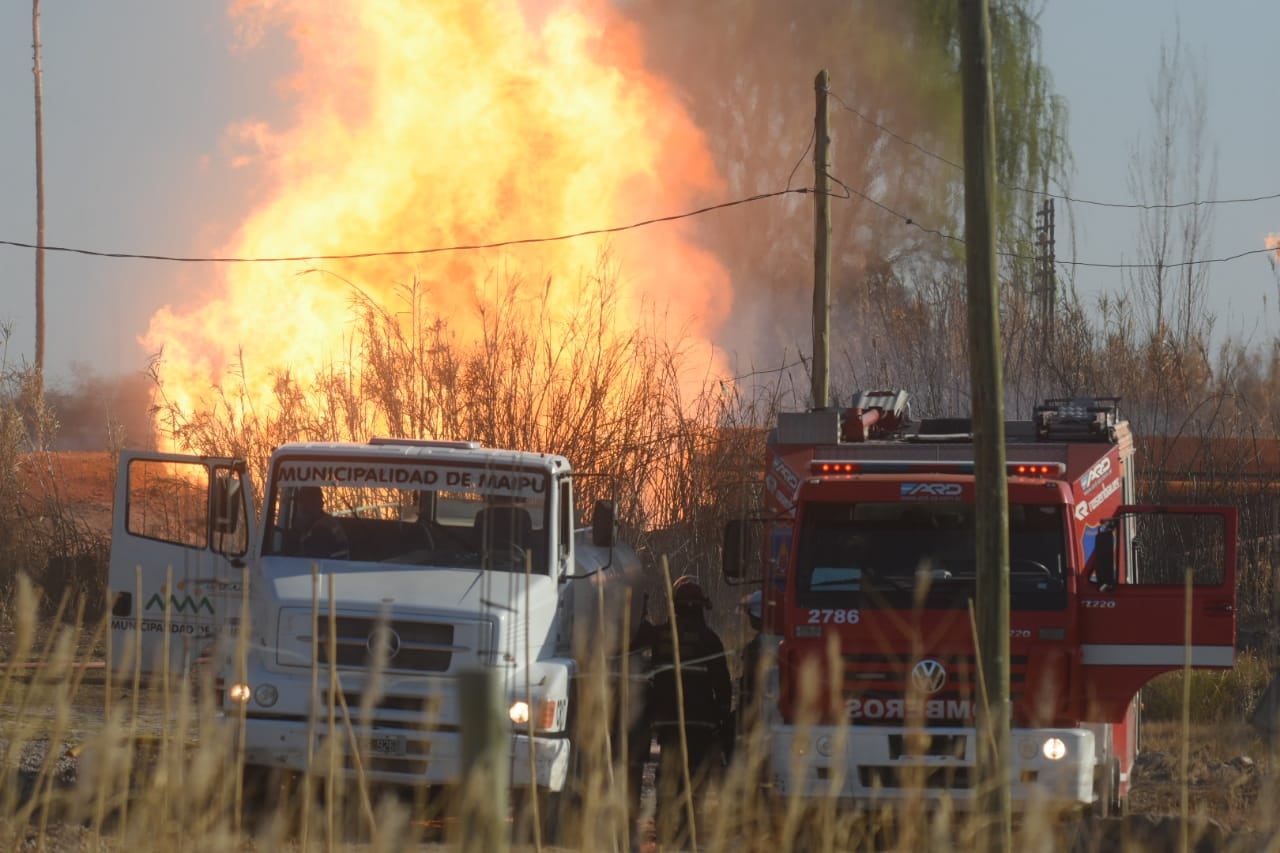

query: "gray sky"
left=1, top=1, right=1277, bottom=387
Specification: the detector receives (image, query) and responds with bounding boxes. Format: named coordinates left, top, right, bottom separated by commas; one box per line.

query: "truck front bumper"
left=229, top=715, right=572, bottom=791
left=771, top=724, right=1096, bottom=811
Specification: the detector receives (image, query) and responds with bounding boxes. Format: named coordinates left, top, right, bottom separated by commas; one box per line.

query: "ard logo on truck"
left=900, top=483, right=963, bottom=499
left=911, top=658, right=947, bottom=694
left=1079, top=457, right=1112, bottom=495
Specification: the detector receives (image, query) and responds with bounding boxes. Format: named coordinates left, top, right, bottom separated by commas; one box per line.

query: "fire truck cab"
left=724, top=392, right=1237, bottom=815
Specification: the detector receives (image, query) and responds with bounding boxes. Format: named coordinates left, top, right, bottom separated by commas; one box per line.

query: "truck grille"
left=342, top=739, right=432, bottom=777
left=317, top=617, right=457, bottom=673
left=841, top=653, right=1029, bottom=727
left=856, top=765, right=972, bottom=789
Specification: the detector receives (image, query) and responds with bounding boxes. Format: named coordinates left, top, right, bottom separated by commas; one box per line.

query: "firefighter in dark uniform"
left=629, top=575, right=733, bottom=845
left=736, top=590, right=765, bottom=737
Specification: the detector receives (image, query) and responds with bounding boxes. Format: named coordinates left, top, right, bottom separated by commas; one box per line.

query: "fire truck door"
left=108, top=451, right=255, bottom=679
left=1078, top=505, right=1237, bottom=722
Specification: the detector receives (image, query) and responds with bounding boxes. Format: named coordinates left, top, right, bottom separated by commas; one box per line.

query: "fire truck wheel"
left=1108, top=758, right=1126, bottom=817
left=1090, top=756, right=1121, bottom=819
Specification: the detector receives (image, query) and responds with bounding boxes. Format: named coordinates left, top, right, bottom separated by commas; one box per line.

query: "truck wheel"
left=239, top=766, right=301, bottom=834
left=1109, top=759, right=1126, bottom=817
left=1090, top=757, right=1120, bottom=819
left=512, top=787, right=568, bottom=846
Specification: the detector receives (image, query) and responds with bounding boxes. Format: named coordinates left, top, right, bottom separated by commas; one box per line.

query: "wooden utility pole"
left=812, top=69, right=832, bottom=410
left=32, top=0, right=46, bottom=402
left=959, top=2, right=1011, bottom=850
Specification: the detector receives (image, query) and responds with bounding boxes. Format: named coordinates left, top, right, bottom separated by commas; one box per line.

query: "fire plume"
left=144, top=0, right=730, bottom=437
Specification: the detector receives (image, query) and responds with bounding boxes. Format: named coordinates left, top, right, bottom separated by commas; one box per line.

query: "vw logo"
left=368, top=628, right=402, bottom=661
left=911, top=658, right=947, bottom=695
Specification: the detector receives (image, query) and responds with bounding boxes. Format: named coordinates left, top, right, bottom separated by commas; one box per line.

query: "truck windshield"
left=794, top=501, right=1067, bottom=611
left=262, top=463, right=551, bottom=574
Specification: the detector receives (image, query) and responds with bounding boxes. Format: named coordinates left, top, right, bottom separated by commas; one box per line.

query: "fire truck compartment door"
left=1079, top=504, right=1237, bottom=722
left=108, top=451, right=256, bottom=678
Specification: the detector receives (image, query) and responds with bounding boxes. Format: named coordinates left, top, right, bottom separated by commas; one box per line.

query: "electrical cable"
left=0, top=189, right=809, bottom=264
left=828, top=171, right=1280, bottom=270
left=828, top=88, right=1280, bottom=211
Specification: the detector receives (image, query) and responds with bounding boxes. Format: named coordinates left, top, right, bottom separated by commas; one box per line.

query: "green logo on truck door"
left=145, top=593, right=215, bottom=615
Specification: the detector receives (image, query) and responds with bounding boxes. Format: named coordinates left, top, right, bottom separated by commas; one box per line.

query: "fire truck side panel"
left=1077, top=504, right=1237, bottom=722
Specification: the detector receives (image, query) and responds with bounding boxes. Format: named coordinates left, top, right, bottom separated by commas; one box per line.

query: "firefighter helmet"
left=671, top=575, right=711, bottom=610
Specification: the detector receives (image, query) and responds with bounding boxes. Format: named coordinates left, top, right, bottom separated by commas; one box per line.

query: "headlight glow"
left=1042, top=737, right=1067, bottom=761
left=509, top=698, right=559, bottom=730
left=228, top=683, right=252, bottom=704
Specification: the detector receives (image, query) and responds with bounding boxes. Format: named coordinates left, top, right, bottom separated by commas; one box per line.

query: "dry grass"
left=2, top=579, right=1279, bottom=853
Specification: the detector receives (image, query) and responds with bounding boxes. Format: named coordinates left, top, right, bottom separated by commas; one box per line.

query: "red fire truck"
left=723, top=391, right=1237, bottom=815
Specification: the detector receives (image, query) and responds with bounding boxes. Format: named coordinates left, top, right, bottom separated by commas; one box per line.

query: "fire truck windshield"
left=793, top=502, right=1067, bottom=611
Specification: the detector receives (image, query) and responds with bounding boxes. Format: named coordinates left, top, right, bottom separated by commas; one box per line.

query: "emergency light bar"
left=1034, top=396, right=1121, bottom=443
left=810, top=460, right=1066, bottom=477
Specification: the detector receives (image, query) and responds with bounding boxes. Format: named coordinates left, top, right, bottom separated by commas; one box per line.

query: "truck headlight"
left=228, top=683, right=252, bottom=704
left=509, top=699, right=558, bottom=731
left=254, top=683, right=279, bottom=708
left=1042, top=737, right=1067, bottom=761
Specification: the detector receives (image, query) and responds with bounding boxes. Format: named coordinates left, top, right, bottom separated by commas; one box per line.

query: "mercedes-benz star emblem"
left=368, top=629, right=402, bottom=661
left=911, top=658, right=947, bottom=695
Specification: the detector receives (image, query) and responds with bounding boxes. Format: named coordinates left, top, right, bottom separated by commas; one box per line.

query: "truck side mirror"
left=591, top=500, right=617, bottom=548
left=1093, top=522, right=1118, bottom=589
left=213, top=475, right=242, bottom=536
left=723, top=519, right=749, bottom=580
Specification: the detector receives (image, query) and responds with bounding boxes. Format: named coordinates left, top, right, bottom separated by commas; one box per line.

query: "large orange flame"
left=144, top=0, right=730, bottom=436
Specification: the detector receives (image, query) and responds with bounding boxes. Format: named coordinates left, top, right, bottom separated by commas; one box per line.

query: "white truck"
left=107, top=437, right=648, bottom=831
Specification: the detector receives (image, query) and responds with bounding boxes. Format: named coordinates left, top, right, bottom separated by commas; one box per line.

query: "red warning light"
left=813, top=461, right=859, bottom=474
left=1008, top=463, right=1064, bottom=477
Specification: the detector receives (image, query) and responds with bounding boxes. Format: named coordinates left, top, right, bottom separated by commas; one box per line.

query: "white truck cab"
left=108, top=437, right=647, bottom=814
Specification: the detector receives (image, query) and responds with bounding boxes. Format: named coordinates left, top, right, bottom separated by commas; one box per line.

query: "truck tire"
left=239, top=765, right=302, bottom=834
left=1109, top=758, right=1126, bottom=817
left=512, top=785, right=569, bottom=846
left=1090, top=756, right=1121, bottom=819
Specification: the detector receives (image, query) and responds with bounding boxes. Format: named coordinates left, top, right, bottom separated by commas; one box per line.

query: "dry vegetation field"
left=2, top=451, right=1280, bottom=852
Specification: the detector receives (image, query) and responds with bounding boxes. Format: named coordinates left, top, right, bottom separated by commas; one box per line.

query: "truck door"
left=1079, top=505, right=1237, bottom=721
left=108, top=451, right=255, bottom=679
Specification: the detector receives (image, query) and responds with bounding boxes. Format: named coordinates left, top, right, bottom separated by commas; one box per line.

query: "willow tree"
left=614, top=0, right=1070, bottom=413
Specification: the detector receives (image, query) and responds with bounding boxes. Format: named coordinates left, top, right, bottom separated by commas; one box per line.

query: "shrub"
left=1140, top=650, right=1272, bottom=724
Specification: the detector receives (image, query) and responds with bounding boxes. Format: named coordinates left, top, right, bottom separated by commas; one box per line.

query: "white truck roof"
left=268, top=440, right=571, bottom=475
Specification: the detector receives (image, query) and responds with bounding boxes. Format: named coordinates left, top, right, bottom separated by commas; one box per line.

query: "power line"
left=828, top=88, right=1280, bottom=212
left=0, top=189, right=809, bottom=264
left=1055, top=245, right=1280, bottom=270
left=829, top=170, right=1280, bottom=270
left=2, top=174, right=1275, bottom=273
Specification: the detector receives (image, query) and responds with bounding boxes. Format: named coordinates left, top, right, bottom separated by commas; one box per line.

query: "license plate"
left=370, top=734, right=407, bottom=756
